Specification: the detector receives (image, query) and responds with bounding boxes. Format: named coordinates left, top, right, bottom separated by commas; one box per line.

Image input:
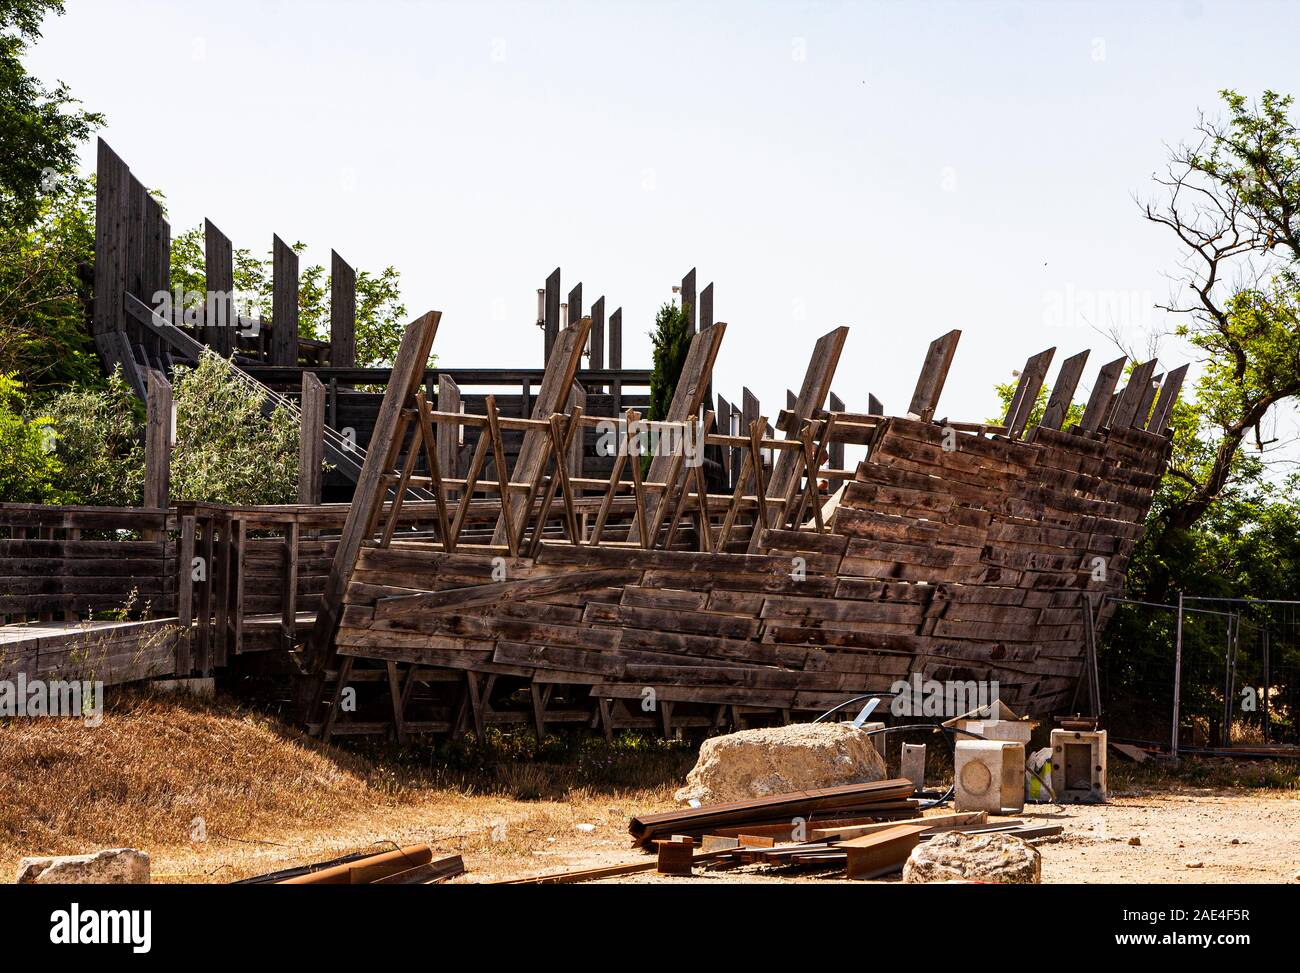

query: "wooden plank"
left=143, top=370, right=172, bottom=510
left=543, top=267, right=561, bottom=361
left=1146, top=363, right=1188, bottom=433
left=271, top=234, right=299, bottom=367
left=176, top=511, right=195, bottom=674
left=204, top=219, right=235, bottom=356
left=1110, top=359, right=1158, bottom=429
left=1004, top=347, right=1056, bottom=438
left=298, top=372, right=325, bottom=504
left=1078, top=356, right=1126, bottom=433
left=766, top=328, right=848, bottom=522
left=436, top=374, right=462, bottom=494
left=329, top=250, right=357, bottom=368
left=907, top=330, right=961, bottom=421
left=1039, top=350, right=1090, bottom=431
left=681, top=267, right=697, bottom=332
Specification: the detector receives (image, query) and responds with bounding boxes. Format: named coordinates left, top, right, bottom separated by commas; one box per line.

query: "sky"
left=22, top=0, right=1300, bottom=452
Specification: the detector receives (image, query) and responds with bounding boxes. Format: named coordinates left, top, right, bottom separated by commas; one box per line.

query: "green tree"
left=1143, top=91, right=1300, bottom=542
left=35, top=356, right=304, bottom=506
left=0, top=1, right=102, bottom=229
left=0, top=372, right=62, bottom=502
left=988, top=376, right=1084, bottom=430
left=647, top=301, right=691, bottom=423
left=0, top=172, right=99, bottom=393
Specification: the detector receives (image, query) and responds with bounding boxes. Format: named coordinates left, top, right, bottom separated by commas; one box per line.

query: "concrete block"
left=954, top=740, right=1025, bottom=813
left=1051, top=728, right=1107, bottom=803
left=900, top=743, right=926, bottom=792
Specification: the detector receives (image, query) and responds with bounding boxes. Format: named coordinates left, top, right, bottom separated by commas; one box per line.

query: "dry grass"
left=0, top=688, right=695, bottom=882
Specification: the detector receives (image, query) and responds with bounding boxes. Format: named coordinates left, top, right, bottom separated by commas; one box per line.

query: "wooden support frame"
left=300, top=311, right=440, bottom=713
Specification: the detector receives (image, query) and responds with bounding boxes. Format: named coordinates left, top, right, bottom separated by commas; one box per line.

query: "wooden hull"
left=332, top=415, right=1171, bottom=723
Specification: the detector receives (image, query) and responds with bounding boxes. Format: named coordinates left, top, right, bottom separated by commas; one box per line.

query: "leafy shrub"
left=37, top=367, right=143, bottom=505
left=0, top=372, right=63, bottom=502
left=170, top=354, right=300, bottom=505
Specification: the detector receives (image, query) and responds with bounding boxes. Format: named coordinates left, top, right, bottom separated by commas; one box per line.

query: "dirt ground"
left=4, top=692, right=1297, bottom=884
left=147, top=777, right=1300, bottom=885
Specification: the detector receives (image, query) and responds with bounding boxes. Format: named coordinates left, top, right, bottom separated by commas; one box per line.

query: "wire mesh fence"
left=1098, top=596, right=1300, bottom=751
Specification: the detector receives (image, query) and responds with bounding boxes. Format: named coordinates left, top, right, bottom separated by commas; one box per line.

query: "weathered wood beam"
left=298, top=372, right=325, bottom=505
left=144, top=369, right=172, bottom=510
left=330, top=250, right=357, bottom=368
left=1078, top=356, right=1126, bottom=433
left=1110, top=359, right=1158, bottom=429
left=1147, top=363, right=1189, bottom=433
left=204, top=219, right=235, bottom=356
left=1004, top=346, right=1056, bottom=438
left=907, top=330, right=961, bottom=422
left=271, top=234, right=299, bottom=367
left=543, top=267, right=561, bottom=361
left=1039, top=350, right=1090, bottom=431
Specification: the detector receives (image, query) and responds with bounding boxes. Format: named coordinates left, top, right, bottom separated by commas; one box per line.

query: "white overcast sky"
left=22, top=0, right=1300, bottom=452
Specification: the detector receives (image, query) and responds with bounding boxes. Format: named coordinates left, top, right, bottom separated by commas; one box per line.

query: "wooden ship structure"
left=1, top=141, right=1186, bottom=742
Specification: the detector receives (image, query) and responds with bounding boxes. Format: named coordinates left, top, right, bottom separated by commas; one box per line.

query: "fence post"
left=298, top=372, right=325, bottom=505
left=144, top=369, right=173, bottom=511
left=176, top=506, right=195, bottom=676
left=1171, top=591, right=1184, bottom=757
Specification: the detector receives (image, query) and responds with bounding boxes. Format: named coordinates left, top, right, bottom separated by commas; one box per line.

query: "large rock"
left=903, top=831, right=1040, bottom=884
left=674, top=722, right=886, bottom=805
left=16, top=848, right=150, bottom=885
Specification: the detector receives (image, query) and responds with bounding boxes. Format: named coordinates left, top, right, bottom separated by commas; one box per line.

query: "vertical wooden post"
left=176, top=506, right=195, bottom=676
left=681, top=268, right=697, bottom=333
left=1039, top=350, right=1090, bottom=432
left=298, top=372, right=325, bottom=505
left=204, top=219, right=235, bottom=355
left=568, top=382, right=586, bottom=482
left=589, top=296, right=605, bottom=391
left=828, top=392, right=845, bottom=471
left=700, top=282, right=714, bottom=330
left=330, top=250, right=357, bottom=368
left=282, top=519, right=300, bottom=651
left=438, top=374, right=462, bottom=499
left=568, top=282, right=583, bottom=332
left=272, top=234, right=299, bottom=366
left=717, top=394, right=732, bottom=488
left=1079, top=356, right=1127, bottom=433
left=609, top=307, right=623, bottom=413
left=543, top=267, right=561, bottom=361
left=144, top=370, right=173, bottom=511
left=1003, top=347, right=1056, bottom=438
left=907, top=330, right=961, bottom=423
left=232, top=518, right=246, bottom=655
left=197, top=515, right=214, bottom=675
left=1171, top=592, right=1184, bottom=757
